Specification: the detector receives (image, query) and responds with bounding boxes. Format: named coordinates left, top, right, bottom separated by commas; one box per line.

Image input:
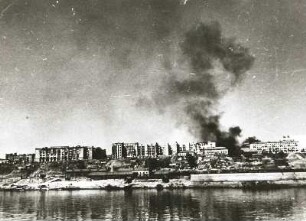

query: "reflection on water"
left=0, top=188, right=306, bottom=220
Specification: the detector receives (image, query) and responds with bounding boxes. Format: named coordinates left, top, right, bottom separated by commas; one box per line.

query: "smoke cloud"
left=0, top=0, right=256, bottom=155
left=148, top=22, right=255, bottom=155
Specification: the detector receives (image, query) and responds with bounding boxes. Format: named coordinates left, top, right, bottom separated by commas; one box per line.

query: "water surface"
left=0, top=188, right=306, bottom=220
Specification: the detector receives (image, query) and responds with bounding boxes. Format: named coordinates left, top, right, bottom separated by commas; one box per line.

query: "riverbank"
left=1, top=179, right=306, bottom=191
left=0, top=178, right=194, bottom=191
left=2, top=171, right=306, bottom=191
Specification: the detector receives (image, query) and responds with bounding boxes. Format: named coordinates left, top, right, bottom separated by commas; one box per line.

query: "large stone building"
left=34, top=146, right=106, bottom=162
left=146, top=143, right=164, bottom=158
left=112, top=143, right=127, bottom=159
left=176, top=142, right=187, bottom=153
left=125, top=143, right=139, bottom=158
left=202, top=146, right=228, bottom=157
left=112, top=142, right=173, bottom=159
left=164, top=144, right=173, bottom=156
left=250, top=137, right=304, bottom=154
left=189, top=141, right=227, bottom=156
left=5, top=153, right=35, bottom=164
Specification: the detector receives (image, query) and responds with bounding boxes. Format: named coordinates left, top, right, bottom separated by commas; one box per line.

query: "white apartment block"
left=250, top=137, right=303, bottom=154
left=189, top=141, right=215, bottom=154
left=188, top=141, right=228, bottom=157
left=112, top=142, right=172, bottom=159
left=203, top=147, right=228, bottom=157
left=35, top=146, right=93, bottom=162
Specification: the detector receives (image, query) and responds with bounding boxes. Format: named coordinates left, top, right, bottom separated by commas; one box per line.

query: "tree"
left=159, top=157, right=171, bottom=168
left=76, top=160, right=86, bottom=169
left=145, top=158, right=159, bottom=172
left=93, top=147, right=107, bottom=160
left=275, top=151, right=287, bottom=159
left=262, top=150, right=274, bottom=158
left=186, top=153, right=197, bottom=168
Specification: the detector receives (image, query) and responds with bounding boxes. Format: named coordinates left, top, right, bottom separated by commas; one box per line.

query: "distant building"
left=112, top=143, right=139, bottom=159
left=125, top=143, right=139, bottom=158
left=112, top=143, right=126, bottom=159
left=176, top=142, right=187, bottom=153
left=112, top=142, right=172, bottom=159
left=250, top=137, right=303, bottom=154
left=203, top=147, right=228, bottom=157
left=147, top=143, right=174, bottom=158
left=241, top=147, right=259, bottom=158
left=5, top=153, right=35, bottom=164
left=133, top=168, right=149, bottom=177
left=146, top=143, right=164, bottom=158
left=177, top=151, right=194, bottom=157
left=189, top=141, right=218, bottom=155
left=164, top=144, right=173, bottom=156
left=34, top=146, right=104, bottom=162
left=188, top=141, right=228, bottom=157
left=0, top=159, right=8, bottom=164
left=137, top=144, right=146, bottom=158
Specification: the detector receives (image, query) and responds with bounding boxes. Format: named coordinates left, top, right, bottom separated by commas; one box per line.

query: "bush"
left=0, top=164, right=15, bottom=175
left=162, top=175, right=169, bottom=183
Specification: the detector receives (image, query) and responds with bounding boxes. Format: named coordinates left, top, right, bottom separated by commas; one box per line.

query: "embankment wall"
left=190, top=172, right=306, bottom=182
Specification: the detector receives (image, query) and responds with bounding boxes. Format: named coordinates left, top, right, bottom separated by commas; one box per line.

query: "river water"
left=0, top=188, right=306, bottom=221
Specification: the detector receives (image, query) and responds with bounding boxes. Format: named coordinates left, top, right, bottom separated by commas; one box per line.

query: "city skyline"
left=1, top=0, right=306, bottom=156
left=1, top=136, right=303, bottom=158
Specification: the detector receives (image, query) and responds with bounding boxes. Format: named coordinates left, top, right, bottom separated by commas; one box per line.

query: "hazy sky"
left=1, top=0, right=306, bottom=155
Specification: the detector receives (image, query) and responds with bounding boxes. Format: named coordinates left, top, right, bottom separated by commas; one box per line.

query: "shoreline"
left=2, top=178, right=306, bottom=191
left=2, top=171, right=306, bottom=191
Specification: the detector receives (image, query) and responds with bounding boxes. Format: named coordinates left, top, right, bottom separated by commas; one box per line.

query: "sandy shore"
left=3, top=171, right=306, bottom=190
left=0, top=178, right=194, bottom=191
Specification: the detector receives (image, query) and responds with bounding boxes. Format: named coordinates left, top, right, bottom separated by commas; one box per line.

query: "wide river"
left=0, top=188, right=306, bottom=220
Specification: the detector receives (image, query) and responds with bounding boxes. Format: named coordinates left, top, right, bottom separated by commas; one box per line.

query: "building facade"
left=189, top=141, right=218, bottom=155
left=137, top=144, right=146, bottom=158
left=203, top=147, right=228, bottom=157
left=112, top=143, right=126, bottom=159
left=112, top=142, right=171, bottom=159
left=5, top=153, right=35, bottom=164
left=34, top=146, right=98, bottom=162
left=125, top=143, right=139, bottom=158
left=176, top=142, right=187, bottom=153
left=250, top=137, right=303, bottom=154
left=164, top=144, right=173, bottom=156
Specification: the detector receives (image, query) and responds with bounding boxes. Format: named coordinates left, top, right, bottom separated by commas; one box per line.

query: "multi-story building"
left=112, top=142, right=172, bottom=159
left=112, top=143, right=126, bottom=159
left=250, top=137, right=303, bottom=154
left=125, top=143, right=139, bottom=158
left=176, top=142, right=187, bottom=153
left=189, top=141, right=218, bottom=155
left=203, top=147, right=228, bottom=157
left=137, top=144, right=147, bottom=158
left=0, top=159, right=9, bottom=164
left=5, top=153, right=35, bottom=164
left=112, top=143, right=139, bottom=159
left=34, top=146, right=104, bottom=163
left=164, top=144, right=173, bottom=156
left=146, top=144, right=156, bottom=158
left=146, top=143, right=164, bottom=158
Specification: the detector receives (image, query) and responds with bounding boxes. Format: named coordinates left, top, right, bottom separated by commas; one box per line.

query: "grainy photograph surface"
left=0, top=0, right=306, bottom=220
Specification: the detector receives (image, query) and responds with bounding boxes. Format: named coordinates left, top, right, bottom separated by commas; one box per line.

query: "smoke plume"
left=151, top=22, right=255, bottom=156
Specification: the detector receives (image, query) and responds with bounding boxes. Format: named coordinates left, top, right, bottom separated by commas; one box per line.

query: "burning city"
left=1, top=135, right=306, bottom=191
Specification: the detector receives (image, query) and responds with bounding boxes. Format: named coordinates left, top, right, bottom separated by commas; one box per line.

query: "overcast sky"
left=1, top=0, right=306, bottom=156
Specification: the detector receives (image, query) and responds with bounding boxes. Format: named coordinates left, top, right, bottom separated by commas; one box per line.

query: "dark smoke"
left=149, top=22, right=254, bottom=156
left=180, top=22, right=254, bottom=85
